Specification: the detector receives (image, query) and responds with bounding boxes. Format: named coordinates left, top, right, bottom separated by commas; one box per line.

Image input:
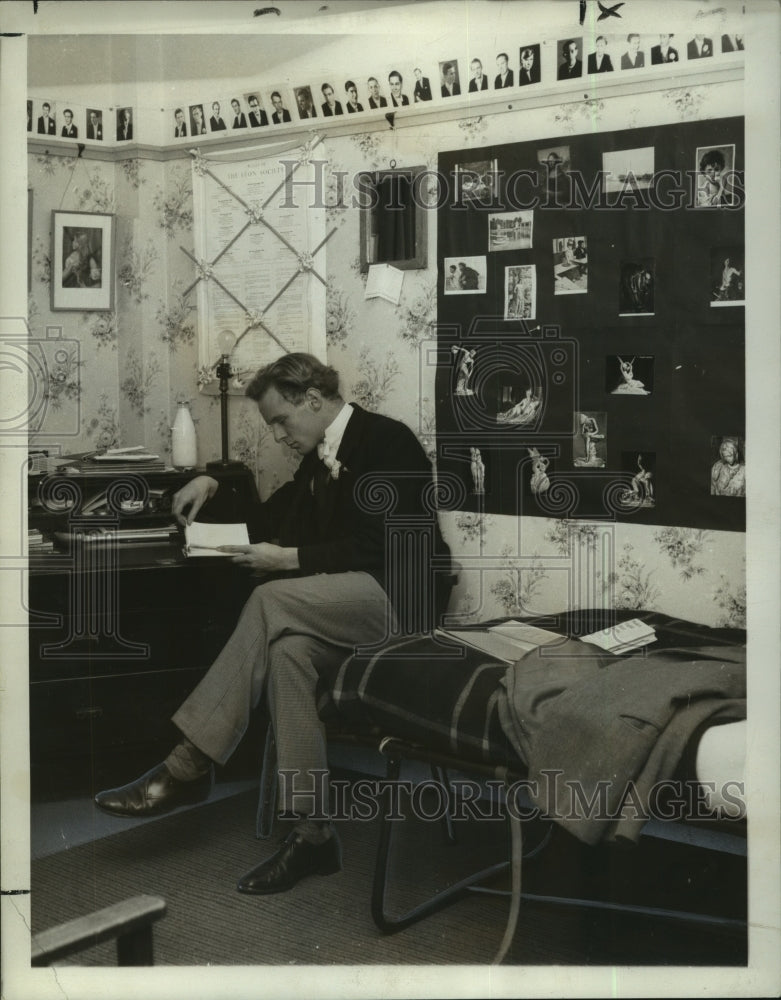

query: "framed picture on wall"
left=51, top=210, right=115, bottom=312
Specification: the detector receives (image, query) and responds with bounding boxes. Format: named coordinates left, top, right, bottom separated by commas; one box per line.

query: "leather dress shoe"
left=237, top=830, right=342, bottom=895
left=94, top=762, right=213, bottom=818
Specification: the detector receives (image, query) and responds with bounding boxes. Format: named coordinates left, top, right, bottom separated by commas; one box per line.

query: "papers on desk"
left=184, top=521, right=249, bottom=556
left=54, top=525, right=178, bottom=545
left=580, top=618, right=657, bottom=654
left=436, top=620, right=564, bottom=665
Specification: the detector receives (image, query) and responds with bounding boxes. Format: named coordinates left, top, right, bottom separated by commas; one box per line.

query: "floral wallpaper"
left=26, top=78, right=745, bottom=627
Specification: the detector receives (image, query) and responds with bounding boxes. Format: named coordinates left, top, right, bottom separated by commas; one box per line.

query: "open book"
left=435, top=620, right=565, bottom=665
left=184, top=521, right=249, bottom=556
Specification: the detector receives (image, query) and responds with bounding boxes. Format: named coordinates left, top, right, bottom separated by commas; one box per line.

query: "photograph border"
left=50, top=210, right=115, bottom=312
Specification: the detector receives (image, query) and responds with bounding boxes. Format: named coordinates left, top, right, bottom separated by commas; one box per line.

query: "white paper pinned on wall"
left=365, top=263, right=404, bottom=305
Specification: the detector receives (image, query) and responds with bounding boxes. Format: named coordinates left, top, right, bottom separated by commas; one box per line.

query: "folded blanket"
left=497, top=640, right=746, bottom=845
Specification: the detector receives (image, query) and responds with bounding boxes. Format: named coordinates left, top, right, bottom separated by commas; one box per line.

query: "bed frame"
left=258, top=609, right=747, bottom=963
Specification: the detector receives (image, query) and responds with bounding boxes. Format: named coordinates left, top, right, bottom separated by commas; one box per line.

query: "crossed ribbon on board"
left=182, top=134, right=336, bottom=358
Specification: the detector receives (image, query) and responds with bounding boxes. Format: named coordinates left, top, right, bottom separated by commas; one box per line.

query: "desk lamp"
left=206, top=329, right=246, bottom=471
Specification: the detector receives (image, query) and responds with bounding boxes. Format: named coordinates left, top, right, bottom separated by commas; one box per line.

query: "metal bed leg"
left=370, top=753, right=511, bottom=934
left=430, top=764, right=457, bottom=844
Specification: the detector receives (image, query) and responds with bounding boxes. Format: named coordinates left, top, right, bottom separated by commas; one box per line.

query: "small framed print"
left=51, top=210, right=115, bottom=312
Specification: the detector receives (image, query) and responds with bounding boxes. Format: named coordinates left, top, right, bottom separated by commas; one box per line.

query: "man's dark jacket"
left=247, top=404, right=451, bottom=630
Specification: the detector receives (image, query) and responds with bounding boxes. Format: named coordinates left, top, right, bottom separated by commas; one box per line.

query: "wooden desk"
left=28, top=467, right=263, bottom=798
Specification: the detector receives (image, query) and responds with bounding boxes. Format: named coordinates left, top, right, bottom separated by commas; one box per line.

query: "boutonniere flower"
left=669, top=53, right=677, bottom=61
left=324, top=456, right=343, bottom=480
left=703, top=44, right=710, bottom=54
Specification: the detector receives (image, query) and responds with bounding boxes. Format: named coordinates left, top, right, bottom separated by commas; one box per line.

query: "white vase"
left=171, top=402, right=197, bottom=469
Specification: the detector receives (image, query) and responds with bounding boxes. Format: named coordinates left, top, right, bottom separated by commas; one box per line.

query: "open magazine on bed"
left=436, top=617, right=658, bottom=664
left=435, top=620, right=566, bottom=665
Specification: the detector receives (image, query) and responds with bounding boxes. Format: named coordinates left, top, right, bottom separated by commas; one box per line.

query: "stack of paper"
left=436, top=620, right=564, bottom=665
left=581, top=618, right=657, bottom=654
left=28, top=528, right=55, bottom=554
left=365, top=263, right=404, bottom=305
left=86, top=445, right=166, bottom=471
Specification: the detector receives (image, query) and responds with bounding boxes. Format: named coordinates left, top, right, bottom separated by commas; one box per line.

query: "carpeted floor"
left=31, top=786, right=747, bottom=967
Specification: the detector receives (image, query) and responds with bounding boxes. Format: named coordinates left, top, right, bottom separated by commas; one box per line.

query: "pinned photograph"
left=229, top=97, right=248, bottom=128
left=189, top=103, right=208, bottom=136
left=454, top=158, right=498, bottom=203
left=451, top=345, right=477, bottom=396
left=496, top=385, right=543, bottom=426
left=268, top=89, right=292, bottom=124
left=587, top=35, right=614, bottom=73
left=366, top=76, right=388, bottom=109
left=695, top=144, right=737, bottom=207
left=607, top=355, right=653, bottom=395
left=208, top=101, right=227, bottom=131
left=710, top=436, right=745, bottom=497
left=504, top=265, right=537, bottom=320
left=711, top=247, right=744, bottom=306
left=37, top=99, right=56, bottom=135
left=518, top=44, right=541, bottom=85
left=246, top=93, right=269, bottom=127
left=173, top=106, right=188, bottom=138
left=60, top=107, right=78, bottom=139
left=412, top=67, right=433, bottom=102
left=619, top=258, right=655, bottom=316
left=687, top=34, right=714, bottom=59
left=294, top=86, right=318, bottom=119
left=650, top=33, right=679, bottom=63
left=721, top=32, right=745, bottom=53
left=86, top=108, right=104, bottom=141
left=494, top=52, right=514, bottom=88
left=439, top=59, right=462, bottom=97
left=553, top=236, right=587, bottom=294
left=621, top=33, right=646, bottom=69
left=344, top=80, right=364, bottom=113
left=443, top=256, right=486, bottom=295
left=320, top=82, right=344, bottom=116
left=574, top=412, right=606, bottom=468
left=538, top=145, right=571, bottom=198
left=468, top=57, right=489, bottom=92
left=469, top=446, right=486, bottom=494
left=602, top=146, right=655, bottom=195
left=488, top=211, right=533, bottom=252
left=116, top=107, right=133, bottom=140
left=528, top=448, right=550, bottom=495
left=618, top=452, right=656, bottom=508
left=557, top=37, right=583, bottom=79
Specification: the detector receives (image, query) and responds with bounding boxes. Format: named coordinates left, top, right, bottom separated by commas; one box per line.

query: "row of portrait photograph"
left=460, top=434, right=745, bottom=506
left=444, top=245, right=744, bottom=316
left=27, top=29, right=745, bottom=144
left=28, top=101, right=133, bottom=141
left=455, top=142, right=741, bottom=208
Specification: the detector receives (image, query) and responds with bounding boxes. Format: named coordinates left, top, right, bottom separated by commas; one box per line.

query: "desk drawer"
left=30, top=668, right=203, bottom=763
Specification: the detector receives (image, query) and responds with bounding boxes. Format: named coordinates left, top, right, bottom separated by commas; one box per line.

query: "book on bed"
left=435, top=620, right=564, bottom=665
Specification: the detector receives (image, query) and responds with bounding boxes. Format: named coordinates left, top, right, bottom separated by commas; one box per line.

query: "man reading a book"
left=95, top=353, right=451, bottom=895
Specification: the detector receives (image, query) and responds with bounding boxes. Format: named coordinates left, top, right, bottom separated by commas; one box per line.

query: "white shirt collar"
left=318, top=402, right=352, bottom=461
